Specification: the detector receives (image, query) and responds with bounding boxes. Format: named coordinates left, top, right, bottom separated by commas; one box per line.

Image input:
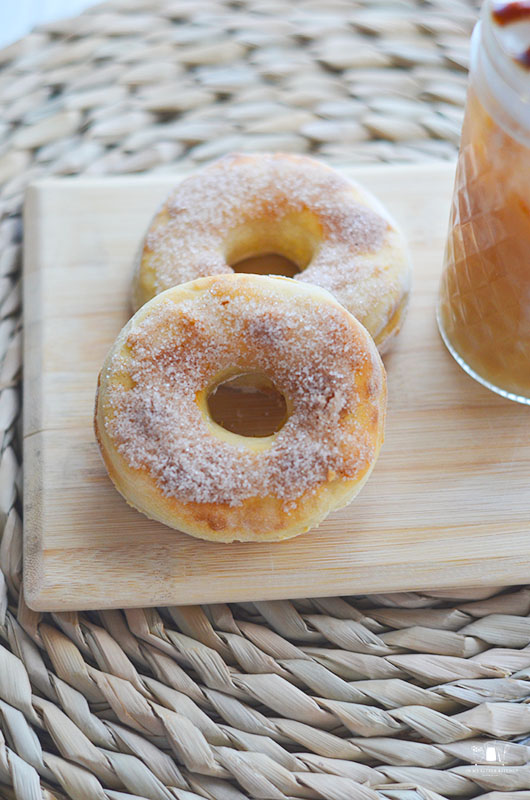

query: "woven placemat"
left=2, top=1, right=530, bottom=799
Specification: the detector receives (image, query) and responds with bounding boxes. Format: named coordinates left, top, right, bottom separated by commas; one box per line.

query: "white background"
left=0, top=1, right=99, bottom=49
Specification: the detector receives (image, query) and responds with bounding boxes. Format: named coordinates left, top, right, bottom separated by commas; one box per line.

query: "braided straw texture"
left=2, top=0, right=530, bottom=798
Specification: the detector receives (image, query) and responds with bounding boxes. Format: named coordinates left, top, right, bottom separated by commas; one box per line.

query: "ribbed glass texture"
left=438, top=14, right=530, bottom=404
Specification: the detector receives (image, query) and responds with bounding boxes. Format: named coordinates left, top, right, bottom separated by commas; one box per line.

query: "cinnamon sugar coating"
left=133, top=153, right=411, bottom=352
left=96, top=275, right=387, bottom=541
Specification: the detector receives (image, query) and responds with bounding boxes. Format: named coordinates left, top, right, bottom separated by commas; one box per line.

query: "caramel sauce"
left=516, top=44, right=530, bottom=66
left=492, top=0, right=530, bottom=25
left=439, top=87, right=530, bottom=398
left=492, top=1, right=530, bottom=69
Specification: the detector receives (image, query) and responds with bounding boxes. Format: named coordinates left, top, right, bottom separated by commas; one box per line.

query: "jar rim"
left=482, top=1, right=530, bottom=98
left=472, top=1, right=530, bottom=142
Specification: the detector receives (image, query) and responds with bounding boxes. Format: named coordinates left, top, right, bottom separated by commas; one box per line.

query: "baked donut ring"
left=132, top=152, right=411, bottom=352
left=96, top=274, right=387, bottom=542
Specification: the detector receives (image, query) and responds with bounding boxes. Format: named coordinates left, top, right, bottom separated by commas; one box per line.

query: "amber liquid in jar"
left=438, top=2, right=530, bottom=403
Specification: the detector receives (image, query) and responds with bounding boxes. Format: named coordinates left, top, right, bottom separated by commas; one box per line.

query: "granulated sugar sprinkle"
left=105, top=277, right=383, bottom=508
left=140, top=153, right=392, bottom=323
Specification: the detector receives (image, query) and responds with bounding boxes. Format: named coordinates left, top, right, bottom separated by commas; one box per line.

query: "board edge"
left=23, top=185, right=47, bottom=610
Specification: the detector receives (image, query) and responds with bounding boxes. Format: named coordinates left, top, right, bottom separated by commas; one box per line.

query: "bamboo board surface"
left=23, top=163, right=530, bottom=612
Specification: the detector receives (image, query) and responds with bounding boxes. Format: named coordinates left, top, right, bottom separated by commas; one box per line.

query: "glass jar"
left=437, top=1, right=530, bottom=403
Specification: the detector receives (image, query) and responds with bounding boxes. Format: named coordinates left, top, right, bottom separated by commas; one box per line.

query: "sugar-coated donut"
left=132, top=152, right=411, bottom=352
left=96, top=274, right=387, bottom=542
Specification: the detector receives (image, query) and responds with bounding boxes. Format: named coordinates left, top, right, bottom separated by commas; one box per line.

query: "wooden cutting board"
left=23, top=163, right=530, bottom=612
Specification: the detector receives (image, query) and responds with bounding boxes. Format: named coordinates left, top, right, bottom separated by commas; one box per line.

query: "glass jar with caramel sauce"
left=438, top=1, right=530, bottom=403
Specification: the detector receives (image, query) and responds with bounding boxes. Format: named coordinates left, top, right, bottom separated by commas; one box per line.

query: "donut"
left=95, top=273, right=387, bottom=542
left=132, top=152, right=411, bottom=352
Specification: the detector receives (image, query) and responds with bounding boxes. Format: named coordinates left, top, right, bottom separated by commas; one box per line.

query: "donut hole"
left=225, top=211, right=322, bottom=278
left=232, top=253, right=299, bottom=278
left=207, top=371, right=288, bottom=438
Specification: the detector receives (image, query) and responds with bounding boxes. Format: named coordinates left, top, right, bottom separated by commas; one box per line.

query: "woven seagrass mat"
left=2, top=1, right=530, bottom=799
